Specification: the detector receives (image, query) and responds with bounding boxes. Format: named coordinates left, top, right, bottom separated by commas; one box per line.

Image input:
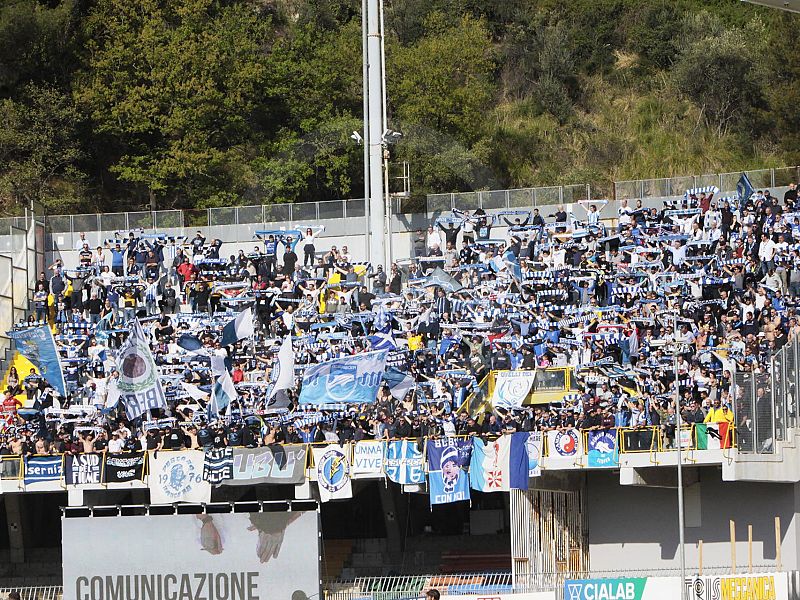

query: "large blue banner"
left=426, top=438, right=472, bottom=505
left=24, top=456, right=62, bottom=487
left=298, top=351, right=387, bottom=405
left=384, top=440, right=425, bottom=485
left=588, top=429, right=619, bottom=468
left=8, top=326, right=66, bottom=396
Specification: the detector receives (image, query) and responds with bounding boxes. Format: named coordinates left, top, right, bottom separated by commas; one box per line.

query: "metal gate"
left=510, top=487, right=588, bottom=592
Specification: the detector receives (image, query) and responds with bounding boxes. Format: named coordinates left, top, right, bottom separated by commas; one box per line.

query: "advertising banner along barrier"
left=62, top=511, right=320, bottom=600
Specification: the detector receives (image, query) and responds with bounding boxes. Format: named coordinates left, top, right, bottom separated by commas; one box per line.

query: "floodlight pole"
left=673, top=314, right=688, bottom=599
left=366, top=0, right=386, bottom=268
left=361, top=0, right=371, bottom=262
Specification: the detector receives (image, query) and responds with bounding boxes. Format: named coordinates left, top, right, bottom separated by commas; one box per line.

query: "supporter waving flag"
left=220, top=307, right=255, bottom=346
left=116, top=319, right=166, bottom=420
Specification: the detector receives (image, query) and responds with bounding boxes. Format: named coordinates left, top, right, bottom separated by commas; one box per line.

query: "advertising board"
left=63, top=511, right=319, bottom=600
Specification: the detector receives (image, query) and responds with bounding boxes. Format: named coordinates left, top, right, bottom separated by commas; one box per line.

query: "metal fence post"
left=771, top=168, right=776, bottom=188
left=586, top=184, right=591, bottom=202
left=505, top=190, right=510, bottom=209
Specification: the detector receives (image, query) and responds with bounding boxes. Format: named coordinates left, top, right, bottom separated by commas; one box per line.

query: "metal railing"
left=0, top=588, right=62, bottom=600
left=427, top=184, right=591, bottom=214
left=324, top=572, right=514, bottom=600
left=614, top=166, right=800, bottom=200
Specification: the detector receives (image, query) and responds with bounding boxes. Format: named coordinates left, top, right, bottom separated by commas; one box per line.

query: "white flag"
left=313, top=445, right=352, bottom=502
left=269, top=336, right=295, bottom=400
left=117, top=320, right=166, bottom=420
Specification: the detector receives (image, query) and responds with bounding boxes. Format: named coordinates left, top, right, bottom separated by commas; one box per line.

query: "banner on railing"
left=313, top=445, right=352, bottom=502
left=103, top=452, right=145, bottom=483
left=148, top=450, right=210, bottom=504
left=64, top=453, right=102, bottom=485
left=547, top=428, right=583, bottom=458
left=526, top=431, right=542, bottom=477
left=351, top=440, right=384, bottom=477
left=384, top=440, right=425, bottom=485
left=492, top=371, right=536, bottom=410
left=24, top=456, right=62, bottom=488
left=224, top=445, right=307, bottom=485
left=587, top=429, right=618, bottom=468
left=427, top=438, right=472, bottom=505
left=470, top=433, right=529, bottom=492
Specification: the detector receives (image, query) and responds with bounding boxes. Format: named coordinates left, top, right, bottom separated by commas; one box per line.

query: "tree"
left=389, top=13, right=495, bottom=145
left=671, top=15, right=770, bottom=137
left=0, top=85, right=85, bottom=212
left=75, top=0, right=274, bottom=209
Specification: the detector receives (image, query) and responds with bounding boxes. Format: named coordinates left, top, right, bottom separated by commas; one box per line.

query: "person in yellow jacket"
left=704, top=398, right=734, bottom=425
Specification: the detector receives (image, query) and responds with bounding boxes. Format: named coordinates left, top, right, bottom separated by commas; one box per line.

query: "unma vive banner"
left=351, top=440, right=384, bottom=477
left=491, top=371, right=536, bottom=410
left=117, top=320, right=167, bottom=420
left=148, top=450, right=211, bottom=504
left=384, top=440, right=425, bottom=485
left=64, top=453, right=102, bottom=485
left=223, top=445, right=307, bottom=486
left=298, top=351, right=387, bottom=405
left=313, top=445, right=352, bottom=502
left=587, top=429, right=619, bottom=468
left=426, top=438, right=472, bottom=505
left=469, top=433, right=528, bottom=492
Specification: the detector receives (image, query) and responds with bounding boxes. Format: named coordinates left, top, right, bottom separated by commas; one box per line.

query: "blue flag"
left=299, top=351, right=387, bottom=405
left=384, top=440, right=425, bottom=485
left=426, top=438, right=473, bottom=505
left=8, top=326, right=66, bottom=396
left=737, top=172, right=754, bottom=209
left=177, top=333, right=203, bottom=352
left=587, top=429, right=619, bottom=468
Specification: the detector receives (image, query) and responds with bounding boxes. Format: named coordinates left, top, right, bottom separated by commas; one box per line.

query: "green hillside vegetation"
left=0, top=0, right=797, bottom=214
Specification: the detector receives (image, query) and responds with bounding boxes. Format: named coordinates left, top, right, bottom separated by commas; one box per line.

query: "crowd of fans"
left=0, top=183, right=796, bottom=459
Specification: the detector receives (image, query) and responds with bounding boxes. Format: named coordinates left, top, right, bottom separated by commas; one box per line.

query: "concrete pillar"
left=378, top=482, right=404, bottom=561
left=5, top=494, right=25, bottom=564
